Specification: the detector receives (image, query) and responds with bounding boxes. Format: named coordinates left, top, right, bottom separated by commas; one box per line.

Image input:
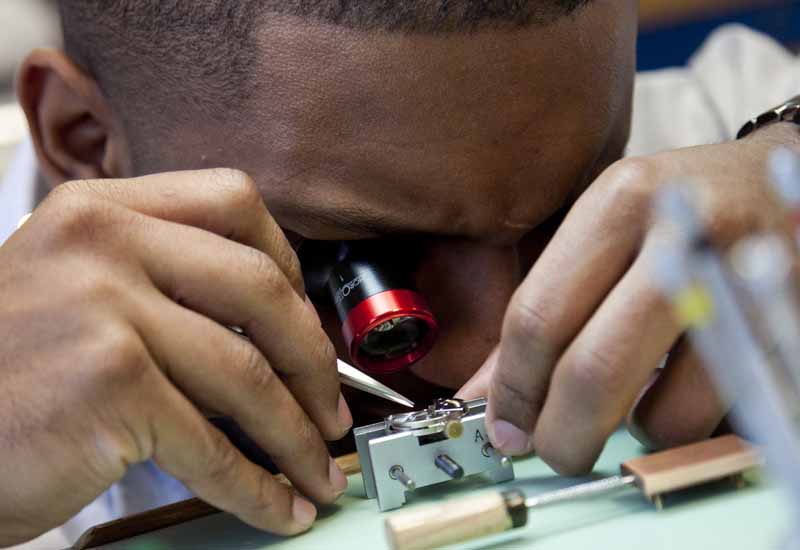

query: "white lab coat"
left=1, top=25, right=798, bottom=549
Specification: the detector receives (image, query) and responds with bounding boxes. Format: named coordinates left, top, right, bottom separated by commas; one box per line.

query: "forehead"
left=157, top=1, right=637, bottom=241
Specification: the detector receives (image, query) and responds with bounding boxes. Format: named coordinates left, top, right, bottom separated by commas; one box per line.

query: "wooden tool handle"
left=385, top=490, right=521, bottom=550
left=621, top=435, right=761, bottom=499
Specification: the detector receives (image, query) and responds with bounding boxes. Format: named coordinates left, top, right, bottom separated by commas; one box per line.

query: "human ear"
left=16, top=48, right=130, bottom=188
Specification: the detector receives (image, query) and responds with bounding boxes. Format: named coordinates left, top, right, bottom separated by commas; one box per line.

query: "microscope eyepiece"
left=301, top=240, right=438, bottom=374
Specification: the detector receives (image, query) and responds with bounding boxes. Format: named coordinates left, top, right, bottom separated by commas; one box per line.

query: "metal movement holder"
left=354, top=398, right=515, bottom=511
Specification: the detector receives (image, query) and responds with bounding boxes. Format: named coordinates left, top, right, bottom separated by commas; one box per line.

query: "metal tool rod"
left=524, top=475, right=637, bottom=509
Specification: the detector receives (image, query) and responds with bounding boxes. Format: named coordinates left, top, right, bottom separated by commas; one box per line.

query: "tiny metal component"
left=428, top=398, right=469, bottom=417
left=435, top=454, right=464, bottom=479
left=482, top=442, right=511, bottom=467
left=390, top=466, right=416, bottom=491
left=386, top=397, right=473, bottom=436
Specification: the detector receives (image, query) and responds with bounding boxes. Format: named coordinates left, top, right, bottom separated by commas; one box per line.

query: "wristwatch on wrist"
left=737, top=94, right=800, bottom=139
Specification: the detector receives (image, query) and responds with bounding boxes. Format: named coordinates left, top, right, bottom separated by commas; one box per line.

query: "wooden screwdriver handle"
left=385, top=490, right=525, bottom=550
left=621, top=435, right=761, bottom=499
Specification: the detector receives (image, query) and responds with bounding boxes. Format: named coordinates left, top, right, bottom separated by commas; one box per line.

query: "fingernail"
left=338, top=393, right=353, bottom=433
left=490, top=419, right=533, bottom=455
left=329, top=457, right=349, bottom=496
left=454, top=380, right=474, bottom=400
left=292, top=494, right=317, bottom=529
left=455, top=380, right=483, bottom=401
left=16, top=213, right=32, bottom=229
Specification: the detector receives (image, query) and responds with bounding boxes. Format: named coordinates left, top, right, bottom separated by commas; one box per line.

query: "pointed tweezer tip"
left=380, top=387, right=415, bottom=408
left=394, top=396, right=416, bottom=408
left=337, top=359, right=416, bottom=409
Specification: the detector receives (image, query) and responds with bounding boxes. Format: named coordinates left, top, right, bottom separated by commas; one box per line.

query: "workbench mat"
left=98, top=430, right=790, bottom=550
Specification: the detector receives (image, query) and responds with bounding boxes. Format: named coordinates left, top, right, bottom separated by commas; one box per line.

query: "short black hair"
left=59, top=1, right=591, bottom=129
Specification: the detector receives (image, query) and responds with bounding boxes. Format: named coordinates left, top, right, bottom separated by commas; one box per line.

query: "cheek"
left=409, top=241, right=522, bottom=388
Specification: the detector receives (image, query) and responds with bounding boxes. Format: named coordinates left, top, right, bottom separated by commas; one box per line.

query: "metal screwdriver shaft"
left=523, top=475, right=637, bottom=509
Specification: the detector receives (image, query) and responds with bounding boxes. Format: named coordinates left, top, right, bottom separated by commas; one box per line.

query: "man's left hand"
left=458, top=122, right=800, bottom=475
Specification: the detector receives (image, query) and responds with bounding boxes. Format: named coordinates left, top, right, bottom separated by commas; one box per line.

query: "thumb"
left=484, top=333, right=549, bottom=456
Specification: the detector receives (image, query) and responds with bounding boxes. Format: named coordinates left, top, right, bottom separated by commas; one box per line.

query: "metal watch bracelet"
left=737, top=94, right=800, bottom=140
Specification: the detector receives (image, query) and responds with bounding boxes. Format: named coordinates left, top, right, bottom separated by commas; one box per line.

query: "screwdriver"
left=768, top=147, right=800, bottom=246
left=384, top=435, right=761, bottom=550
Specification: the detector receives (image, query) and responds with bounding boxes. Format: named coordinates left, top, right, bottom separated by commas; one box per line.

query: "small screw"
left=482, top=443, right=511, bottom=466
left=389, top=465, right=416, bottom=490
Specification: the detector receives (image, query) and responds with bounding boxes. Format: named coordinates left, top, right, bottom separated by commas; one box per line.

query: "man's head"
left=19, top=0, right=637, bottom=392
left=58, top=1, right=596, bottom=140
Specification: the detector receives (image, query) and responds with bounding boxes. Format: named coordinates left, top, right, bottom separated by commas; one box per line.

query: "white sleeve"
left=627, top=24, right=800, bottom=157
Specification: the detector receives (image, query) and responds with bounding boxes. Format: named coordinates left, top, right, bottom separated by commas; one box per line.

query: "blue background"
left=638, top=0, right=800, bottom=70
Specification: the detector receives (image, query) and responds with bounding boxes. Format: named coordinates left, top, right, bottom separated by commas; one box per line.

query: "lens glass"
left=359, top=316, right=429, bottom=360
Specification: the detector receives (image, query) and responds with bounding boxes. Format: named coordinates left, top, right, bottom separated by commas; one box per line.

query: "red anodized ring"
left=342, top=289, right=439, bottom=374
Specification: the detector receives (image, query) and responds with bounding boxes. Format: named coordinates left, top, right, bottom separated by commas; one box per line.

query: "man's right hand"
left=0, top=169, right=352, bottom=546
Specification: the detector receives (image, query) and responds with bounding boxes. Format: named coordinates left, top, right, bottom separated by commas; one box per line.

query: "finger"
left=487, top=167, right=650, bottom=452
left=141, top=369, right=319, bottom=535
left=134, top=293, right=348, bottom=503
left=532, top=250, right=681, bottom=474
left=56, top=169, right=305, bottom=296
left=124, top=215, right=346, bottom=441
left=627, top=339, right=728, bottom=450
left=455, top=347, right=498, bottom=400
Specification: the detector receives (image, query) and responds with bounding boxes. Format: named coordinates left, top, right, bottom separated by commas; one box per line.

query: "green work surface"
left=100, top=430, right=790, bottom=550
